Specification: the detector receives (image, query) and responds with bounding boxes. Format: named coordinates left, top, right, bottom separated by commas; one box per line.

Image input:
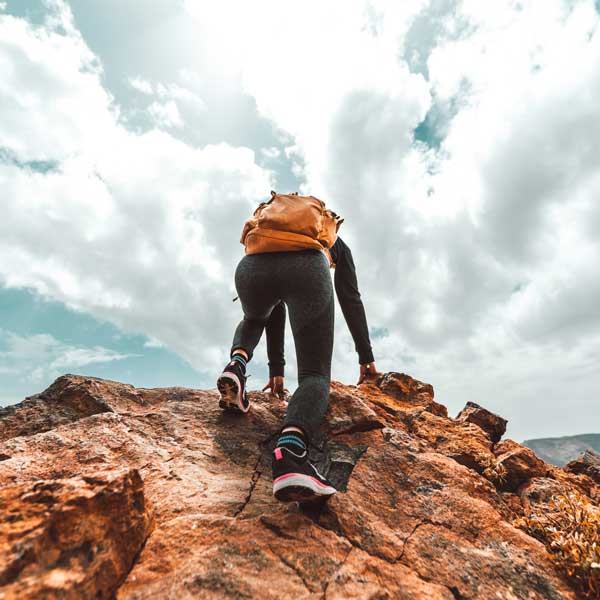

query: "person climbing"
left=216, top=192, right=380, bottom=503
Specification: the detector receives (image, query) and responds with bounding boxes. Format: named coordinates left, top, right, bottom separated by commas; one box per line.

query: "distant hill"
left=523, top=433, right=600, bottom=466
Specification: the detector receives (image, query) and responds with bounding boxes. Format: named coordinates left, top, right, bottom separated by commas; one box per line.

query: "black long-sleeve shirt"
left=266, top=236, right=375, bottom=377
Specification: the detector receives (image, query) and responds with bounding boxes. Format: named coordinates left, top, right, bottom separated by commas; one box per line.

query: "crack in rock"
left=321, top=546, right=353, bottom=599
left=396, top=519, right=427, bottom=563
left=233, top=453, right=263, bottom=518
left=446, top=584, right=465, bottom=599
left=276, top=552, right=313, bottom=593
left=330, top=422, right=384, bottom=436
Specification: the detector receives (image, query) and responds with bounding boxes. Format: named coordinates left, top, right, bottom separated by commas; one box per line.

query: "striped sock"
left=230, top=353, right=247, bottom=371
left=276, top=430, right=307, bottom=454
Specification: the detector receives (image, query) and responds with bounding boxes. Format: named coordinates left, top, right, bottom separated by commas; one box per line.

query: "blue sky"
left=0, top=287, right=203, bottom=403
left=2, top=0, right=600, bottom=441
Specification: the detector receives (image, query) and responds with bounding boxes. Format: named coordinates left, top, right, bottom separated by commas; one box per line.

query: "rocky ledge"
left=1, top=373, right=598, bottom=599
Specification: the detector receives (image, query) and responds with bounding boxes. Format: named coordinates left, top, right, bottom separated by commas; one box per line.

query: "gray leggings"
left=231, top=249, right=334, bottom=441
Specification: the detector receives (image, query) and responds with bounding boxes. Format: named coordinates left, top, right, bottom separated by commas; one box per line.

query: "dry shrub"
left=514, top=490, right=600, bottom=598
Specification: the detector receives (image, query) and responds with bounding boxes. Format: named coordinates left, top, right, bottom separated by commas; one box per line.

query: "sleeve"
left=266, top=300, right=286, bottom=377
left=331, top=237, right=375, bottom=365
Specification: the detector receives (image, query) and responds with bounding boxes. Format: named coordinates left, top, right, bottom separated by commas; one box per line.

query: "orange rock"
left=0, top=373, right=588, bottom=599
left=0, top=468, right=152, bottom=599
left=325, top=547, right=454, bottom=599
left=323, top=381, right=384, bottom=435
left=0, top=376, right=115, bottom=442
left=456, top=401, right=507, bottom=443
left=405, top=409, right=496, bottom=475
left=565, top=450, right=600, bottom=484
left=494, top=439, right=549, bottom=492
left=375, top=371, right=447, bottom=417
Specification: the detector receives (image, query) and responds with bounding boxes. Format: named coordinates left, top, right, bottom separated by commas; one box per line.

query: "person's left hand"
left=357, top=362, right=383, bottom=385
left=262, top=376, right=289, bottom=400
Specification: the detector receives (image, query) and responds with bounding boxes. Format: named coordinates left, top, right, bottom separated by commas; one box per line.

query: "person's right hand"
left=357, top=362, right=382, bottom=385
left=262, top=376, right=288, bottom=400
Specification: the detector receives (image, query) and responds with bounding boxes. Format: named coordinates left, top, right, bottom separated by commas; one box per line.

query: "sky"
left=1, top=0, right=599, bottom=442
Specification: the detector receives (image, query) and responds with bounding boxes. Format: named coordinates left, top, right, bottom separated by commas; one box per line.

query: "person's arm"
left=265, top=300, right=286, bottom=377
left=330, top=237, right=375, bottom=365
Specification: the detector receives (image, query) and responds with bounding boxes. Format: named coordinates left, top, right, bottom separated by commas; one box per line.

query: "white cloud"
left=147, top=99, right=183, bottom=128
left=129, top=76, right=154, bottom=95
left=0, top=10, right=111, bottom=162
left=143, top=337, right=164, bottom=348
left=48, top=346, right=134, bottom=370
left=129, top=76, right=206, bottom=129
left=260, top=146, right=281, bottom=159
left=184, top=0, right=431, bottom=195
left=0, top=330, right=134, bottom=382
left=0, top=2, right=272, bottom=377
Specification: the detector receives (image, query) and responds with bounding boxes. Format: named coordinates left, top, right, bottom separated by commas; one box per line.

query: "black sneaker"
left=272, top=446, right=337, bottom=502
left=217, top=360, right=249, bottom=413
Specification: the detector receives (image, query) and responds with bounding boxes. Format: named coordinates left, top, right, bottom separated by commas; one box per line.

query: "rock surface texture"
left=0, top=372, right=598, bottom=599
left=565, top=449, right=600, bottom=484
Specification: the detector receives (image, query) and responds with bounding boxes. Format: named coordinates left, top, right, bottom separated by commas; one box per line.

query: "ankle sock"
left=230, top=353, right=247, bottom=371
left=276, top=430, right=307, bottom=454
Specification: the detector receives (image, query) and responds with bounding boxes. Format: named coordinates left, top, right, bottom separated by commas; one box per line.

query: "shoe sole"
left=217, top=372, right=249, bottom=413
left=273, top=473, right=336, bottom=503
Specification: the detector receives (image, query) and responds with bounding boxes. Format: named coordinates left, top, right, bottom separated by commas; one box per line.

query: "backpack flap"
left=257, top=193, right=324, bottom=239
left=239, top=196, right=274, bottom=244
left=239, top=215, right=258, bottom=245
left=317, top=208, right=344, bottom=249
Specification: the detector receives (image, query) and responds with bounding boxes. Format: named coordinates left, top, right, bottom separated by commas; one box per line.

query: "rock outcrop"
left=565, top=449, right=600, bottom=484
left=0, top=372, right=598, bottom=599
left=0, top=469, right=151, bottom=599
left=456, top=401, right=507, bottom=443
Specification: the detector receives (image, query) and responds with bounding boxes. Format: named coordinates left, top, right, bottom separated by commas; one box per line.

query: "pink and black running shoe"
left=217, top=360, right=249, bottom=413
left=272, top=445, right=337, bottom=503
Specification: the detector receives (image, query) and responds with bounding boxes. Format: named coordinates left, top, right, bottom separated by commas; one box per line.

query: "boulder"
left=456, top=401, right=507, bottom=443
left=0, top=468, right=152, bottom=599
left=375, top=371, right=447, bottom=417
left=494, top=440, right=549, bottom=492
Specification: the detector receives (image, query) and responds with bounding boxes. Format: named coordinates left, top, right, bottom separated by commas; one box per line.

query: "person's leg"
left=271, top=250, right=335, bottom=502
left=280, top=250, right=334, bottom=440
left=218, top=254, right=280, bottom=412
left=230, top=255, right=280, bottom=362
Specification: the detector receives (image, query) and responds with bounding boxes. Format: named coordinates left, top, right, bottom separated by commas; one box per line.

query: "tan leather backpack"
left=240, top=191, right=344, bottom=267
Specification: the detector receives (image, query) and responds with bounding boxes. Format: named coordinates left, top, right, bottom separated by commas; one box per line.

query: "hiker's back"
left=240, top=191, right=343, bottom=264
